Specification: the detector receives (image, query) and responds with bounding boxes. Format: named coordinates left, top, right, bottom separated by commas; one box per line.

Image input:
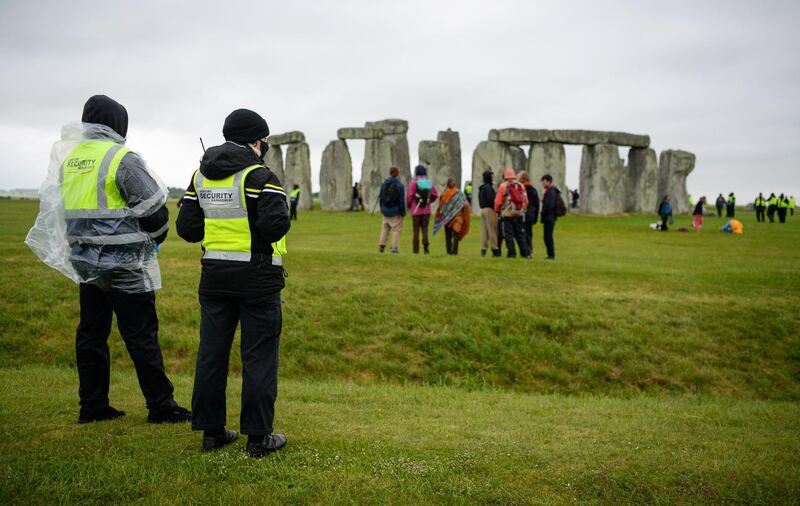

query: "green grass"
left=0, top=199, right=799, bottom=503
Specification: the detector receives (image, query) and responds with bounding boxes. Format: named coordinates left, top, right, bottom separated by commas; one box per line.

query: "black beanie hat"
left=223, top=109, right=269, bottom=143
left=414, top=164, right=427, bottom=176
left=82, top=95, right=128, bottom=138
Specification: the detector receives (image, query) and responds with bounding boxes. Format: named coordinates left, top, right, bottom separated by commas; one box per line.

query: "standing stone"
left=627, top=147, right=659, bottom=213
left=579, top=144, right=626, bottom=215
left=437, top=129, right=462, bottom=188
left=470, top=141, right=527, bottom=214
left=658, top=150, right=696, bottom=214
left=418, top=140, right=453, bottom=194
left=319, top=140, right=352, bottom=211
left=264, top=145, right=284, bottom=186
left=360, top=139, right=395, bottom=210
left=284, top=142, right=313, bottom=209
left=527, top=142, right=566, bottom=193
left=366, top=119, right=411, bottom=184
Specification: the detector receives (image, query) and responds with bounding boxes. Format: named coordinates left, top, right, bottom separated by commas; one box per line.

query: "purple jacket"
left=406, top=177, right=439, bottom=216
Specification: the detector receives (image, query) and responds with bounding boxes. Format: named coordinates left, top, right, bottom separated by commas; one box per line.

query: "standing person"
left=571, top=188, right=580, bottom=209
left=715, top=194, right=725, bottom=217
left=289, top=184, right=300, bottom=220
left=378, top=166, right=405, bottom=253
left=176, top=108, right=290, bottom=457
left=754, top=193, right=767, bottom=223
left=494, top=168, right=529, bottom=258
left=726, top=192, right=736, bottom=217
left=766, top=193, right=778, bottom=223
left=658, top=194, right=672, bottom=231
left=434, top=178, right=471, bottom=255
left=777, top=193, right=789, bottom=223
left=518, top=171, right=540, bottom=257
left=540, top=174, right=561, bottom=260
left=350, top=183, right=359, bottom=211
left=790, top=196, right=796, bottom=216
left=406, top=165, right=438, bottom=254
left=692, top=196, right=706, bottom=232
left=464, top=180, right=473, bottom=204
left=478, top=169, right=500, bottom=257
left=25, top=95, right=191, bottom=424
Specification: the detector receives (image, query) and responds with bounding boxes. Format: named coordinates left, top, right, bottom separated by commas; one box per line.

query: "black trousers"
left=290, top=201, right=298, bottom=220
left=501, top=217, right=528, bottom=257
left=76, top=284, right=175, bottom=411
left=767, top=206, right=776, bottom=222
left=445, top=227, right=459, bottom=255
left=660, top=215, right=669, bottom=231
left=543, top=220, right=556, bottom=258
left=756, top=206, right=765, bottom=222
left=778, top=208, right=787, bottom=223
left=192, top=292, right=282, bottom=436
left=412, top=214, right=431, bottom=253
left=716, top=205, right=723, bottom=217
left=523, top=219, right=534, bottom=256
left=726, top=204, right=735, bottom=217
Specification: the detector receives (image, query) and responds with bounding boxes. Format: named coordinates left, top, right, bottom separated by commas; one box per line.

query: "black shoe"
left=491, top=249, right=501, bottom=257
left=78, top=405, right=126, bottom=424
left=481, top=249, right=486, bottom=257
left=379, top=245, right=385, bottom=253
left=147, top=405, right=192, bottom=424
left=423, top=245, right=430, bottom=255
left=245, top=433, right=287, bottom=458
left=203, top=429, right=238, bottom=452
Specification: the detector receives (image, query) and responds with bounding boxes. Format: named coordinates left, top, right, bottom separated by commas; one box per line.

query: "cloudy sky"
left=1, top=0, right=798, bottom=201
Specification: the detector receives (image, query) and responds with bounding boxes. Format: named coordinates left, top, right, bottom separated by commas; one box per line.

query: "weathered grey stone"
left=418, top=141, right=453, bottom=193
left=365, top=118, right=408, bottom=135
left=319, top=140, right=352, bottom=211
left=658, top=150, right=695, bottom=214
left=489, top=128, right=551, bottom=144
left=360, top=139, right=395, bottom=209
left=527, top=143, right=566, bottom=194
left=284, top=142, right=313, bottom=209
left=579, top=144, right=626, bottom=215
left=627, top=147, right=659, bottom=213
left=264, top=144, right=284, bottom=186
left=437, top=129, right=462, bottom=188
left=551, top=130, right=650, bottom=148
left=337, top=127, right=383, bottom=140
left=366, top=119, right=410, bottom=184
left=267, top=131, right=305, bottom=145
left=470, top=141, right=527, bottom=214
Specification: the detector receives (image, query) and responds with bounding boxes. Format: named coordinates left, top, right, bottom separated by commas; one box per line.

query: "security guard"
left=176, top=109, right=290, bottom=457
left=289, top=184, right=300, bottom=220
left=464, top=180, right=473, bottom=203
left=777, top=193, right=789, bottom=223
left=790, top=196, right=796, bottom=216
left=754, top=193, right=766, bottom=223
left=767, top=193, right=778, bottom=222
left=53, top=95, right=191, bottom=424
left=726, top=192, right=736, bottom=217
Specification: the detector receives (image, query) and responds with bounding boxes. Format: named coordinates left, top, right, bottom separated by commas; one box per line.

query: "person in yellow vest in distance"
left=176, top=109, right=290, bottom=457
left=726, top=192, right=736, bottom=217
left=790, top=196, right=796, bottom=216
left=766, top=193, right=778, bottom=222
left=777, top=193, right=790, bottom=223
left=720, top=219, right=744, bottom=234
left=464, top=180, right=473, bottom=203
left=289, top=184, right=300, bottom=220
left=754, top=193, right=767, bottom=223
left=25, top=95, right=191, bottom=425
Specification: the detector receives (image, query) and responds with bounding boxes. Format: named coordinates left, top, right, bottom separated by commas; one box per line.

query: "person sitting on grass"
left=433, top=177, right=470, bottom=255
left=720, top=219, right=744, bottom=235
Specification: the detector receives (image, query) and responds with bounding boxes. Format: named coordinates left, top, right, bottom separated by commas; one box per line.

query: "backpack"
left=555, top=193, right=567, bottom=217
left=381, top=180, right=400, bottom=208
left=501, top=181, right=526, bottom=217
left=414, top=178, right=432, bottom=208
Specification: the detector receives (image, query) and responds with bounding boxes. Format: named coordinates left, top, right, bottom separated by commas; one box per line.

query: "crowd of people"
left=377, top=165, right=565, bottom=259
left=657, top=191, right=795, bottom=234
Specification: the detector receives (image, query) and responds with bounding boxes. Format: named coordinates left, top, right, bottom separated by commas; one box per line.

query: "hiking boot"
left=379, top=245, right=385, bottom=253
left=481, top=249, right=486, bottom=257
left=203, top=429, right=238, bottom=452
left=78, top=405, right=126, bottom=424
left=391, top=247, right=399, bottom=254
left=423, top=245, right=430, bottom=255
left=147, top=405, right=192, bottom=424
left=245, top=433, right=287, bottom=458
left=491, top=249, right=501, bottom=257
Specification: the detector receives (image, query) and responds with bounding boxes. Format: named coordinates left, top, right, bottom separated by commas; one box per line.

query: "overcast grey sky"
left=1, top=0, right=798, bottom=201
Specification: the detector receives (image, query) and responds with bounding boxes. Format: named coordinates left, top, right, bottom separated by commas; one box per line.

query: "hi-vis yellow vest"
left=194, top=165, right=287, bottom=265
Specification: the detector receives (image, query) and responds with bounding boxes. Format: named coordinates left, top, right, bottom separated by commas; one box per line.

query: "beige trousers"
left=480, top=208, right=499, bottom=250
left=379, top=215, right=404, bottom=249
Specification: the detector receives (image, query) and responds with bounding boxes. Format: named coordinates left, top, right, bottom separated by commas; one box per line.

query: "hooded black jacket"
left=176, top=142, right=290, bottom=297
left=478, top=170, right=496, bottom=209
left=541, top=186, right=561, bottom=223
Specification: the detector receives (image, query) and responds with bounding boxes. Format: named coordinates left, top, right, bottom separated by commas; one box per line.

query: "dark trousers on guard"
left=76, top=284, right=175, bottom=411
left=778, top=208, right=787, bottom=223
left=501, top=217, right=528, bottom=257
left=412, top=214, right=431, bottom=253
left=290, top=201, right=298, bottom=220
left=756, top=206, right=765, bottom=222
left=192, top=292, right=282, bottom=436
left=543, top=220, right=556, bottom=258
left=445, top=227, right=459, bottom=255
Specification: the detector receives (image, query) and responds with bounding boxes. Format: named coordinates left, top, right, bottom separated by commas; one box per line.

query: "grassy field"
left=0, top=199, right=799, bottom=504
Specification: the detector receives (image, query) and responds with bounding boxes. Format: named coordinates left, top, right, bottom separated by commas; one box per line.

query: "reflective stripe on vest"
left=60, top=141, right=150, bottom=245
left=195, top=165, right=287, bottom=264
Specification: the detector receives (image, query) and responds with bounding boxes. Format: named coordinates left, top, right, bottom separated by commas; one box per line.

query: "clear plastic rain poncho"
left=25, top=122, right=168, bottom=293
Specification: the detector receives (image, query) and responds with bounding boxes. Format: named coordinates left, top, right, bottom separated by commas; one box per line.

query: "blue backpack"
left=414, top=178, right=432, bottom=207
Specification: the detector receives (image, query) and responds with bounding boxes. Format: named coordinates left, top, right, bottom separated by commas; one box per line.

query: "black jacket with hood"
left=523, top=183, right=540, bottom=224
left=478, top=170, right=496, bottom=209
left=541, top=186, right=561, bottom=223
left=176, top=141, right=290, bottom=297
